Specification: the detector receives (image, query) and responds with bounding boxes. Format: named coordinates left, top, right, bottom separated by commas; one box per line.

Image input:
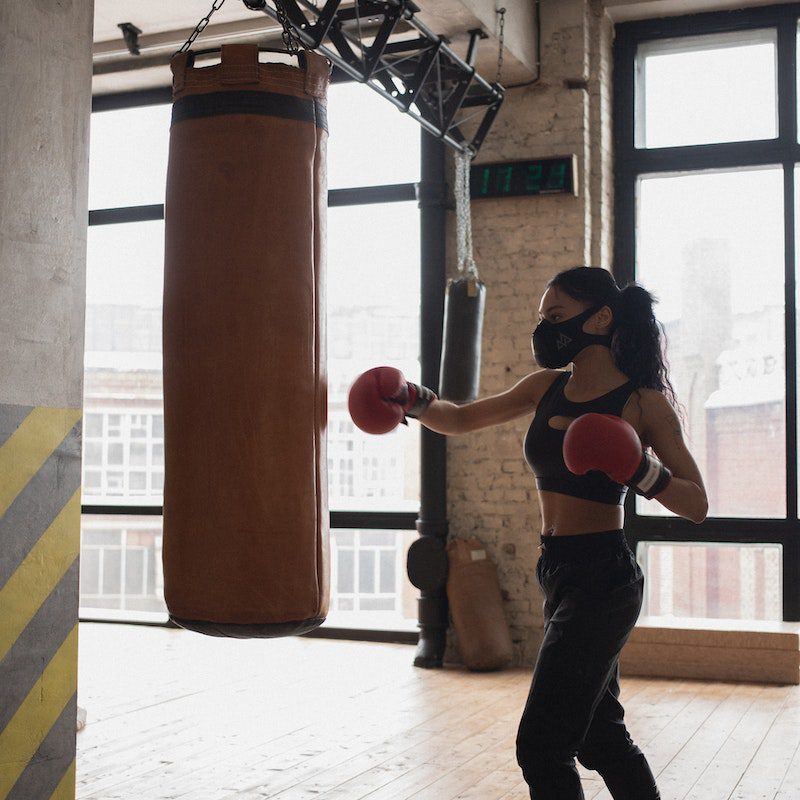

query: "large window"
left=82, top=73, right=427, bottom=632
left=615, top=5, right=800, bottom=623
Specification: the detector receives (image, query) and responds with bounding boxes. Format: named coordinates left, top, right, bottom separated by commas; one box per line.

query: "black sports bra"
left=524, top=371, right=636, bottom=506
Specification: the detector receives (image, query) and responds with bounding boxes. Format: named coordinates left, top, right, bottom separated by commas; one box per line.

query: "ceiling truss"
left=241, top=0, right=505, bottom=154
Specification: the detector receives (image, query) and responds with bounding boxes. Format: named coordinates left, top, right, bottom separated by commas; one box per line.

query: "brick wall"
left=443, top=0, right=616, bottom=667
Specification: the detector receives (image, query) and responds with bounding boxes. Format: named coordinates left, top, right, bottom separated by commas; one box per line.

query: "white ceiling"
left=91, top=0, right=537, bottom=95
left=94, top=1, right=259, bottom=43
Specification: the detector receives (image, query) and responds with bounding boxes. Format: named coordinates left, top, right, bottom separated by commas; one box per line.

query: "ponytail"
left=611, top=283, right=680, bottom=414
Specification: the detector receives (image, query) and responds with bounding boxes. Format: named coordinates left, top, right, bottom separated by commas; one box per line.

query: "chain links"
left=175, top=0, right=227, bottom=56
left=455, top=149, right=478, bottom=281
left=495, top=7, right=506, bottom=86
left=175, top=0, right=303, bottom=57
left=274, top=0, right=301, bottom=54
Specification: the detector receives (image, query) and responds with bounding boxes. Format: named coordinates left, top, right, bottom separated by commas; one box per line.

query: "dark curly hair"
left=546, top=266, right=681, bottom=414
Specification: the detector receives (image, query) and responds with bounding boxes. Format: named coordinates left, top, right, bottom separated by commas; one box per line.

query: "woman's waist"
left=538, top=528, right=632, bottom=561
left=539, top=490, right=624, bottom=537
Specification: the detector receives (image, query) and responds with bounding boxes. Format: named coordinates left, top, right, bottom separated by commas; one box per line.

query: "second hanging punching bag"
left=162, top=43, right=331, bottom=638
left=439, top=150, right=486, bottom=403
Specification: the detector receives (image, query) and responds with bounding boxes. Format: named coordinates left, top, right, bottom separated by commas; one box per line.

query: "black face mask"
left=531, top=303, right=612, bottom=368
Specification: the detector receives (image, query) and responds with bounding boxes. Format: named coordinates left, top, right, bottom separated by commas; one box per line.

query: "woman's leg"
left=576, top=660, right=661, bottom=799
left=515, top=581, right=641, bottom=799
left=516, top=543, right=647, bottom=800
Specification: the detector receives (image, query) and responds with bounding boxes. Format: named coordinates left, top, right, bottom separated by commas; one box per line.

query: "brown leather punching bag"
left=162, top=44, right=331, bottom=638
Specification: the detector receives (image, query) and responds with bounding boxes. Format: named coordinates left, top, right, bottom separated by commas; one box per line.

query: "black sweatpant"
left=515, top=529, right=661, bottom=799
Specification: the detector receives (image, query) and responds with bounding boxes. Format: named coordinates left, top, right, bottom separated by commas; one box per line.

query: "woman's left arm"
left=641, top=391, right=708, bottom=524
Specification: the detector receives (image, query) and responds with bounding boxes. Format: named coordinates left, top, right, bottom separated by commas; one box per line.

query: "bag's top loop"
left=300, top=50, right=333, bottom=100
left=220, top=44, right=260, bottom=85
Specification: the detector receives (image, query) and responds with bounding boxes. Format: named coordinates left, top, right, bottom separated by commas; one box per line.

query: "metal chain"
left=454, top=149, right=478, bottom=280
left=175, top=0, right=302, bottom=57
left=274, top=0, right=301, bottom=54
left=495, top=7, right=506, bottom=85
left=175, top=0, right=227, bottom=56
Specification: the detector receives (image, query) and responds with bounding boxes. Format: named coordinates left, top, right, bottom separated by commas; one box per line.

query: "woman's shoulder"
left=537, top=368, right=570, bottom=390
left=634, top=386, right=669, bottom=404
left=634, top=387, right=679, bottom=427
left=522, top=369, right=568, bottom=405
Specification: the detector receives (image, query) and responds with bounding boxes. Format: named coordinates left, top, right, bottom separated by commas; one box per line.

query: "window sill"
left=622, top=615, right=800, bottom=685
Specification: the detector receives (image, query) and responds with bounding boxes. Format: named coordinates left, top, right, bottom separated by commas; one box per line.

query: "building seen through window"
left=619, top=22, right=792, bottom=622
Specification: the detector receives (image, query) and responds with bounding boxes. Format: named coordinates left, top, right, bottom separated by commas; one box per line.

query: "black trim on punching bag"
left=438, top=276, right=486, bottom=403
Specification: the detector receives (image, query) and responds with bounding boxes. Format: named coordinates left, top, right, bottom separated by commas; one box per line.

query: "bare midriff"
left=539, top=490, right=624, bottom=536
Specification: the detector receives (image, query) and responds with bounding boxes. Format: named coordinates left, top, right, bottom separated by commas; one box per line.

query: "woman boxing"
left=348, top=265, right=707, bottom=799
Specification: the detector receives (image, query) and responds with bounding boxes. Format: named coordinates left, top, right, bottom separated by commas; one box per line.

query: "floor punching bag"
left=162, top=43, right=331, bottom=638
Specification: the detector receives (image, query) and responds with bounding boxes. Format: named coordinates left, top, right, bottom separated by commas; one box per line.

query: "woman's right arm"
left=416, top=370, right=558, bottom=436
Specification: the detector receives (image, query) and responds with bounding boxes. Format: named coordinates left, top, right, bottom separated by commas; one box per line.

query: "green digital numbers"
left=479, top=166, right=492, bottom=196
left=496, top=165, right=513, bottom=194
left=545, top=162, right=567, bottom=190
left=470, top=157, right=573, bottom=199
left=525, top=164, right=543, bottom=192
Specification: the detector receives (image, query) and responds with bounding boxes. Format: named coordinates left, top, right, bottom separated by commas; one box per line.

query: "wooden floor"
left=76, top=622, right=800, bottom=800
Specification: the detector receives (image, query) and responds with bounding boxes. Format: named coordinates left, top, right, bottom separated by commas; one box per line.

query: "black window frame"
left=614, top=2, right=800, bottom=621
left=83, top=71, right=447, bottom=642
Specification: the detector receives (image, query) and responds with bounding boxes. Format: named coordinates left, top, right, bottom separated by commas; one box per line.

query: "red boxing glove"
left=563, top=413, right=672, bottom=499
left=347, top=366, right=437, bottom=435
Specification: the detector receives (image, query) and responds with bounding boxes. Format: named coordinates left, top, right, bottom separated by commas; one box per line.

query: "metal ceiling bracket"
left=465, top=28, right=487, bottom=68
left=118, top=22, right=143, bottom=56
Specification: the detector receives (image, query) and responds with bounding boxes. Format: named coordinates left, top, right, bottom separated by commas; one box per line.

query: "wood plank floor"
left=76, top=622, right=800, bottom=799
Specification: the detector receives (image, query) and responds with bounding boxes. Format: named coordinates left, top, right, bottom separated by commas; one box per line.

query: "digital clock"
left=470, top=156, right=577, bottom=199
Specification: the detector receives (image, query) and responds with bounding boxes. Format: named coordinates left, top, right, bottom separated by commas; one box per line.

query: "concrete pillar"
left=0, top=1, right=93, bottom=798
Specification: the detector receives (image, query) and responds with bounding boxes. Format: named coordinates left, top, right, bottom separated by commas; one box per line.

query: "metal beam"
left=246, top=0, right=504, bottom=154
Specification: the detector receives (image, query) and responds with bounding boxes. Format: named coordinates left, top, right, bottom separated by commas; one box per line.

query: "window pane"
left=83, top=221, right=164, bottom=506
left=85, top=414, right=103, bottom=437
left=89, top=104, right=171, bottom=209
left=361, top=531, right=394, bottom=546
left=327, top=82, right=420, bottom=189
left=101, top=549, right=122, bottom=596
left=125, top=548, right=147, bottom=595
left=379, top=549, right=396, bottom=593
left=129, top=443, right=147, bottom=466
left=83, top=442, right=102, bottom=467
left=359, top=550, right=375, bottom=593
left=329, top=529, right=417, bottom=631
left=636, top=167, right=785, bottom=518
left=336, top=547, right=354, bottom=594
left=79, top=548, right=100, bottom=596
left=636, top=29, right=777, bottom=148
left=327, top=202, right=421, bottom=512
left=637, top=541, right=782, bottom=621
left=360, top=597, right=395, bottom=611
left=80, top=515, right=166, bottom=619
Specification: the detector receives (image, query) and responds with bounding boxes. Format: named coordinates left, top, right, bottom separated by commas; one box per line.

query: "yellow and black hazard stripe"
left=0, top=404, right=83, bottom=800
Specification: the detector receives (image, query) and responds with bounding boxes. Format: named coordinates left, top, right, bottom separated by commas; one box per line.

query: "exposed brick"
left=444, top=0, right=613, bottom=669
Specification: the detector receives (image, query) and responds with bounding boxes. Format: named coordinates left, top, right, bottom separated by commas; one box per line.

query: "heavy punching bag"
left=439, top=276, right=486, bottom=402
left=439, top=150, right=485, bottom=403
left=162, top=43, right=331, bottom=637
